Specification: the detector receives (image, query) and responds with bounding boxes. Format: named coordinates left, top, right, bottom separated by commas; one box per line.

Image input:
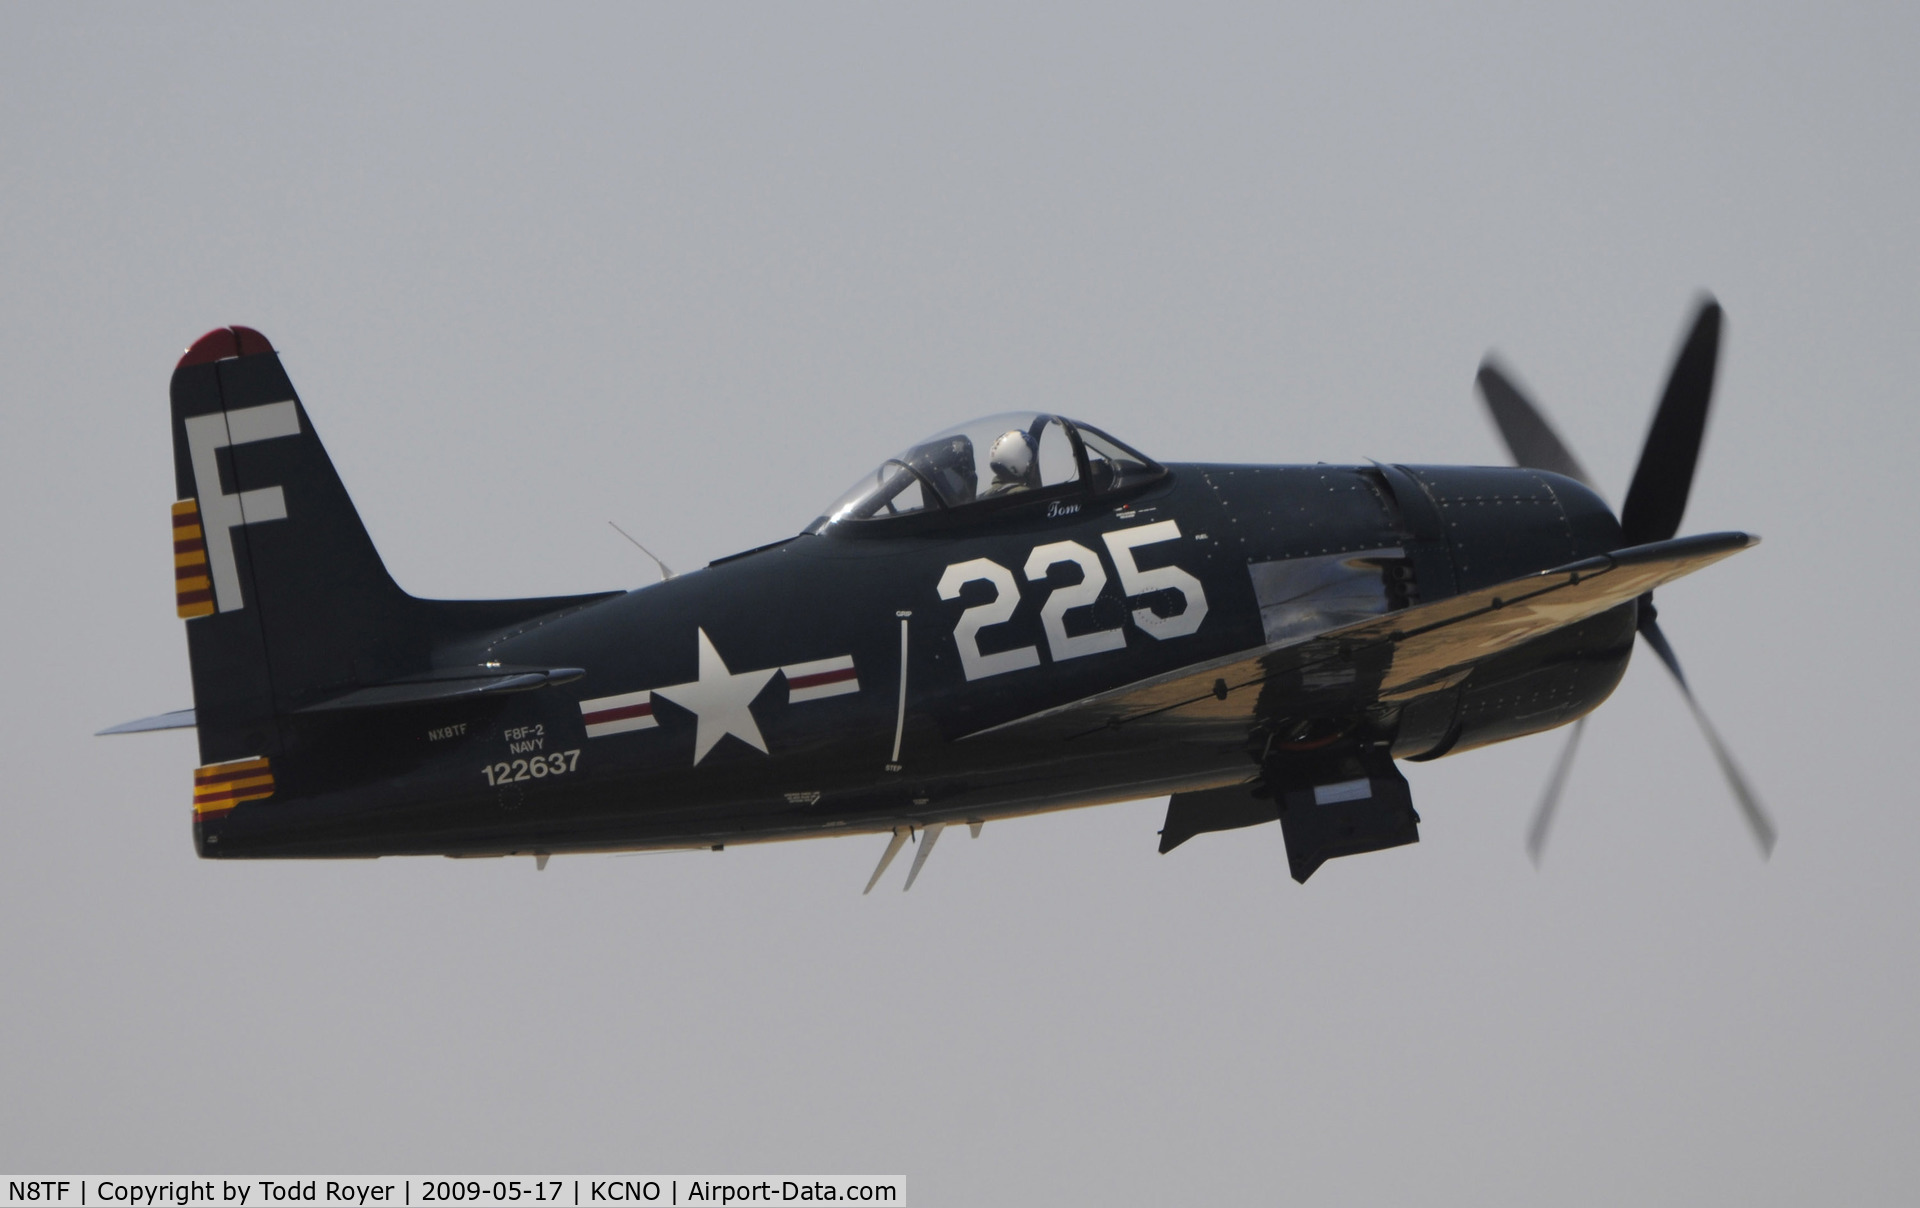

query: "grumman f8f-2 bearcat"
left=103, top=298, right=1773, bottom=887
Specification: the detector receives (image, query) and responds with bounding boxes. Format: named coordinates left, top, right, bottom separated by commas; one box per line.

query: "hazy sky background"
left=4, top=4, right=1916, bottom=1203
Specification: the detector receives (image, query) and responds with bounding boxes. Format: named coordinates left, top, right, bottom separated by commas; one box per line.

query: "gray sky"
left=4, top=4, right=1916, bottom=1203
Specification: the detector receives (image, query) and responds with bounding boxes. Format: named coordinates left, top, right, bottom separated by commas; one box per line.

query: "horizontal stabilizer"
left=97, top=708, right=197, bottom=735
left=298, top=666, right=585, bottom=713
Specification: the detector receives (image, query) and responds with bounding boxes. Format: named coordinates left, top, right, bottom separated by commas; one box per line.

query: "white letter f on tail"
left=183, top=400, right=300, bottom=613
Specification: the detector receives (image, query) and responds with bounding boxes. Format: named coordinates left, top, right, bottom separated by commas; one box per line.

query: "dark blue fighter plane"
left=103, top=299, right=1773, bottom=886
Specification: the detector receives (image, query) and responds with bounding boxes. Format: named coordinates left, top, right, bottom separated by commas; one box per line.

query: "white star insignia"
left=577, top=633, right=861, bottom=761
left=650, top=629, right=780, bottom=765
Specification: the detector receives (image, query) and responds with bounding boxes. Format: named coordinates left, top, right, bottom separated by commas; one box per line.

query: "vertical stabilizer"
left=170, top=327, right=415, bottom=764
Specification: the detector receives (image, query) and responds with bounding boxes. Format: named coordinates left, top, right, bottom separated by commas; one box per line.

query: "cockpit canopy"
left=810, top=412, right=1162, bottom=530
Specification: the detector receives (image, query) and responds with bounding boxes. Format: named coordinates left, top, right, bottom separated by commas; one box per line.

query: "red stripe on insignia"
left=788, top=667, right=858, bottom=691
left=582, top=702, right=653, bottom=726
left=175, top=564, right=207, bottom=581
left=173, top=512, right=199, bottom=529
left=174, top=538, right=206, bottom=554
left=176, top=588, right=214, bottom=606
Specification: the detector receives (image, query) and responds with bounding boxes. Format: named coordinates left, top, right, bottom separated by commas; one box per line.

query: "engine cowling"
left=1378, top=464, right=1635, bottom=760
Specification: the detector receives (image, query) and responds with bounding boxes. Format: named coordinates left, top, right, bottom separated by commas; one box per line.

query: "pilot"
left=983, top=430, right=1039, bottom=497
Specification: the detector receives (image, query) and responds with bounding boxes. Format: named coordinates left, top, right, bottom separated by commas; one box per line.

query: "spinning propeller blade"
left=1621, top=299, right=1722, bottom=549
left=1475, top=296, right=1773, bottom=861
left=1635, top=611, right=1777, bottom=857
left=1475, top=361, right=1596, bottom=489
left=1524, top=717, right=1585, bottom=865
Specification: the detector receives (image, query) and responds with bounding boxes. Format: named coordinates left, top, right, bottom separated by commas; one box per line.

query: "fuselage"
left=198, top=460, right=1631, bottom=859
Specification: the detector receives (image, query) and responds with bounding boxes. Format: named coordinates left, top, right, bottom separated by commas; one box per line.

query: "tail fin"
left=169, top=327, right=613, bottom=766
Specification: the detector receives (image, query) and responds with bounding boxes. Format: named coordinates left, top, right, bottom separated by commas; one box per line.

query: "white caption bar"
left=0, top=1180, right=905, bottom=1208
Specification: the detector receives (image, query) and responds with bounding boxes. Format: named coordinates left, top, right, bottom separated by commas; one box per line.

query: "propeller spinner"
left=1475, top=297, right=1776, bottom=861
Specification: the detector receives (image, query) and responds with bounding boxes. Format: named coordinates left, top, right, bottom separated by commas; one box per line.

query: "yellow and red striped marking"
left=193, top=756, right=274, bottom=817
left=173, top=499, right=214, bottom=618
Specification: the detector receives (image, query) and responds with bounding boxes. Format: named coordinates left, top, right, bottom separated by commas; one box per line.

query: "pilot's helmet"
left=989, top=430, right=1036, bottom=484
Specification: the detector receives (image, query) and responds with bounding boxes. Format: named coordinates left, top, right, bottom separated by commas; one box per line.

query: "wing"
left=965, top=532, right=1755, bottom=743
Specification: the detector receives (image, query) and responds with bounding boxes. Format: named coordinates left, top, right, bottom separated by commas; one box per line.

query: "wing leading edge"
left=965, top=531, right=1755, bottom=744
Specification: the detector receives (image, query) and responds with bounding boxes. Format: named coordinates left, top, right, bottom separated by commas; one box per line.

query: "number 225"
left=937, top=520, right=1208, bottom=682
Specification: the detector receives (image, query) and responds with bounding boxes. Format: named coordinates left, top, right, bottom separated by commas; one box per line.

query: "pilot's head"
left=989, top=430, right=1037, bottom=489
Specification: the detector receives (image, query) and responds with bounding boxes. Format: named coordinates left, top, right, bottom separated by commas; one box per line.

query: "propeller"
left=1475, top=296, right=1775, bottom=861
left=1475, top=360, right=1596, bottom=489
left=1621, top=301, right=1721, bottom=548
